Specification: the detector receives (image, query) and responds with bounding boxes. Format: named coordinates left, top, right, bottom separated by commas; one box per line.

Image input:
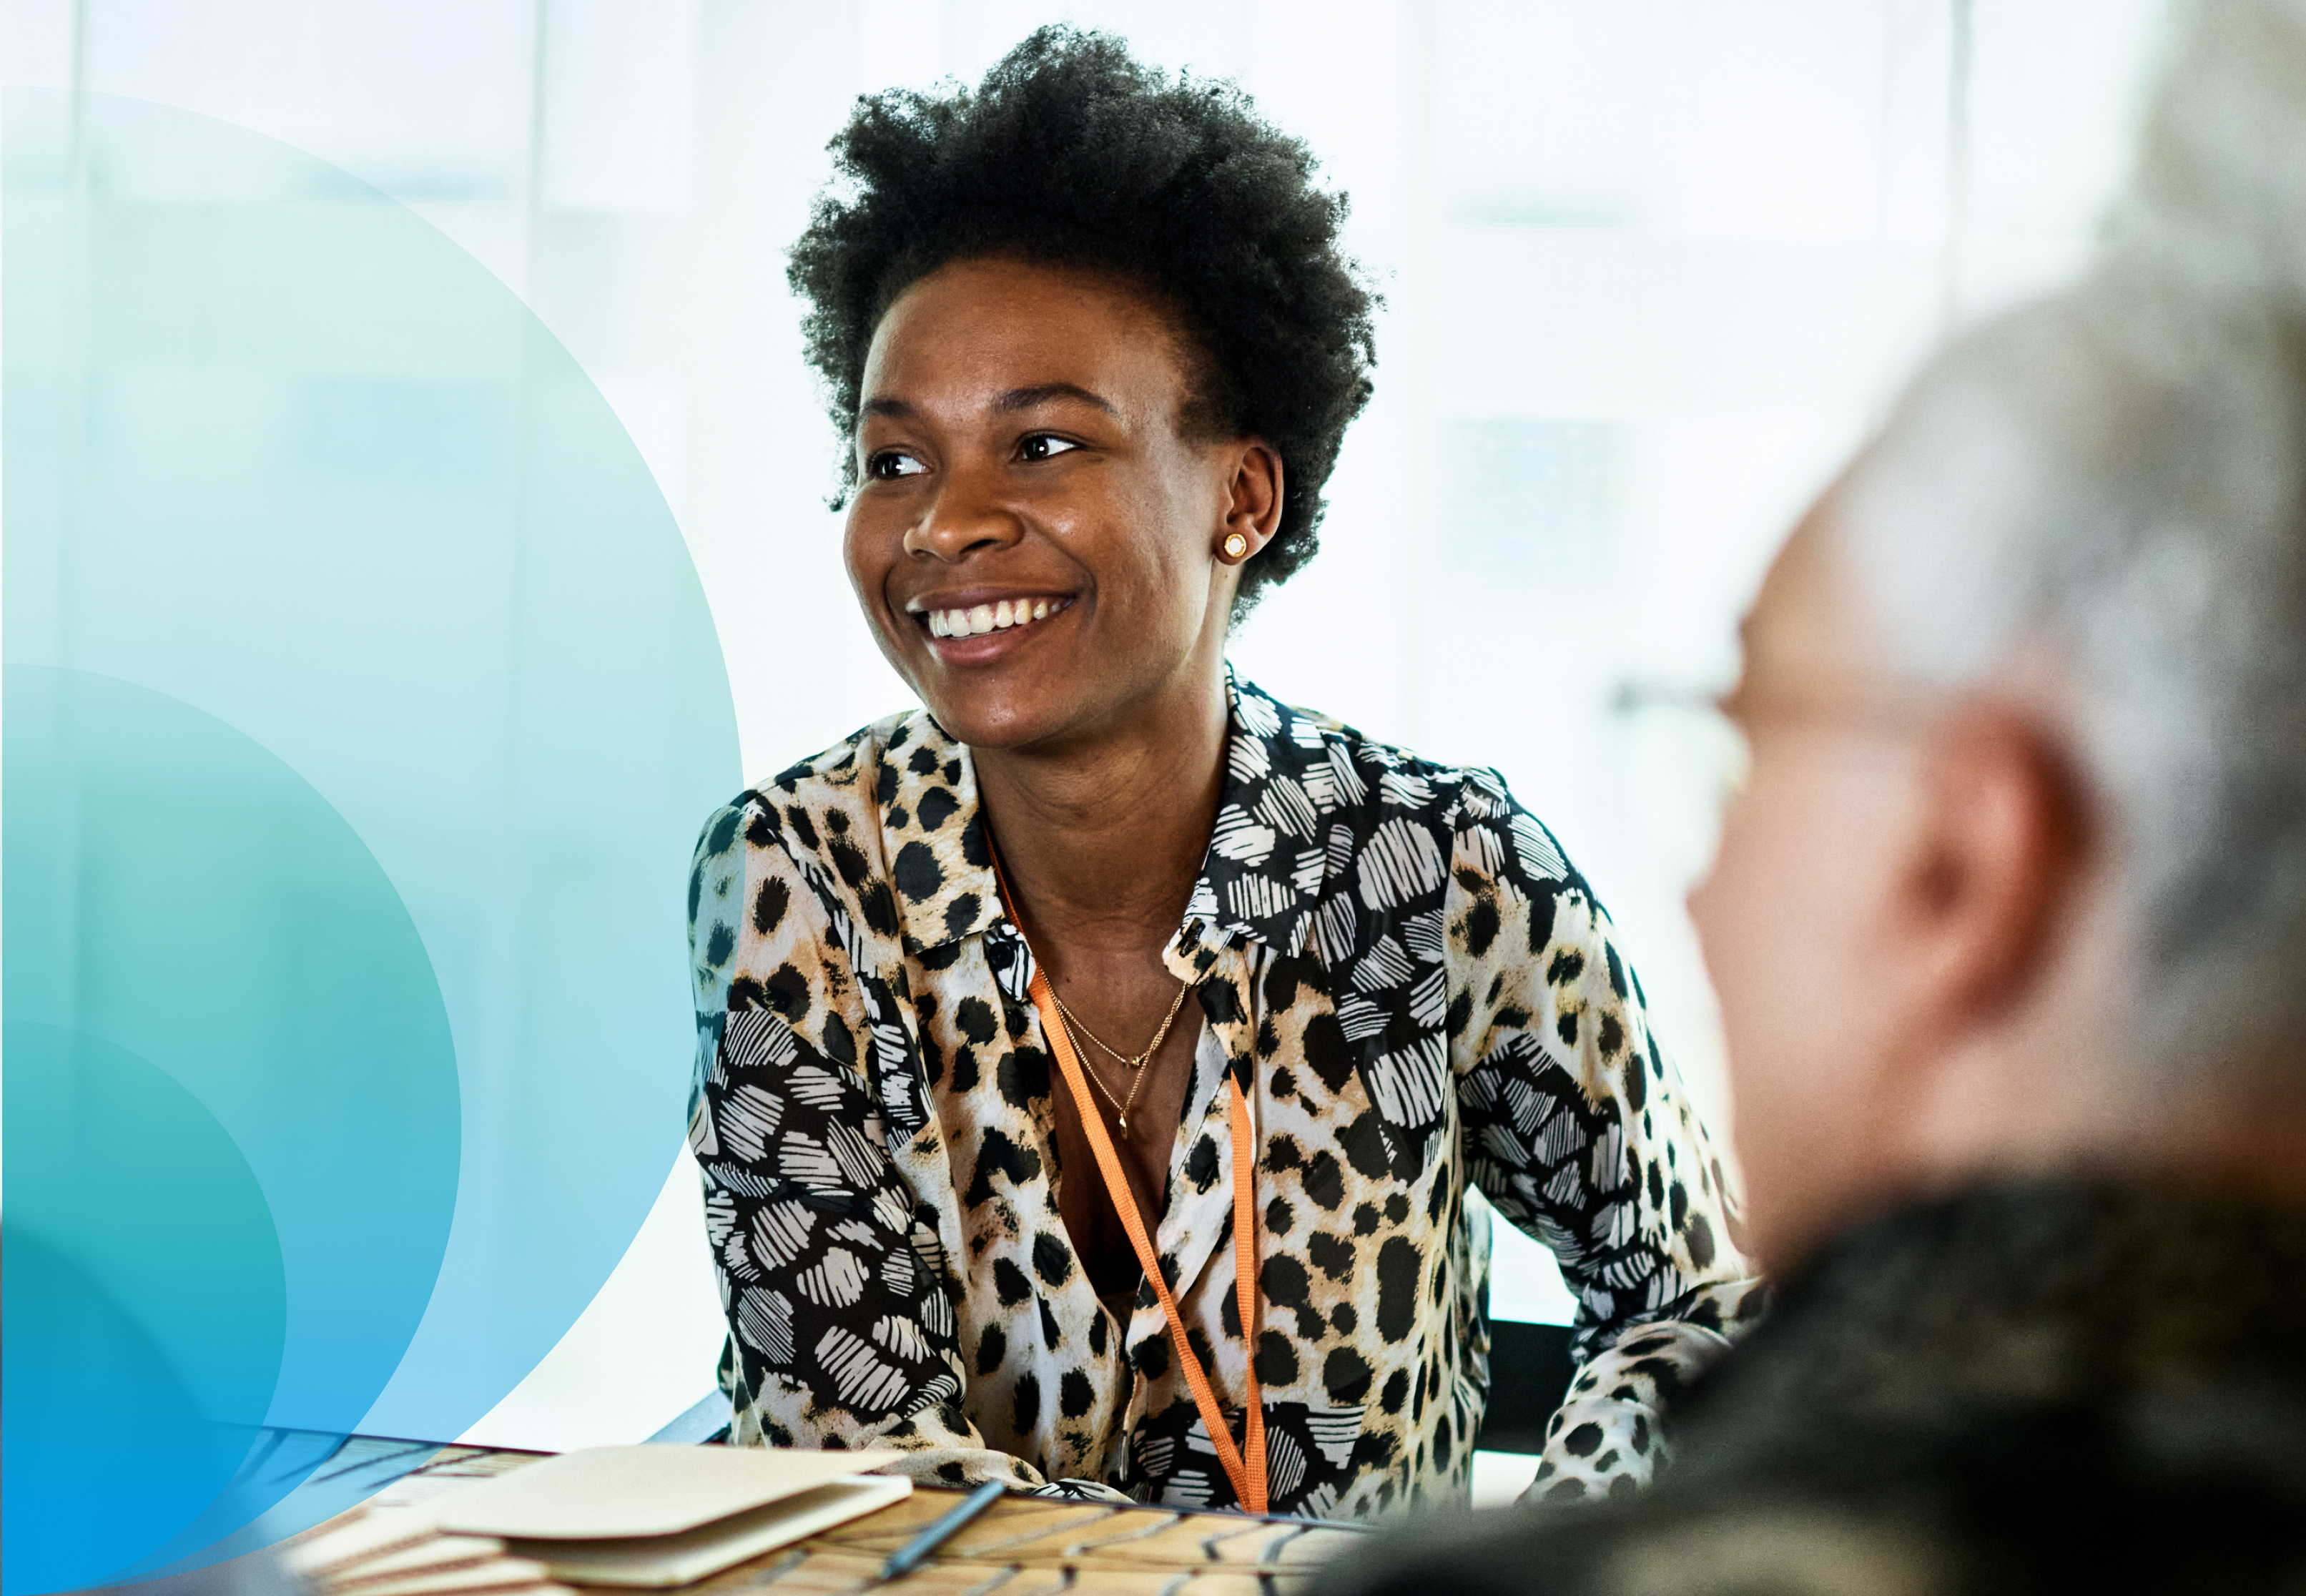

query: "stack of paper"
left=432, top=1447, right=910, bottom=1590
left=282, top=1512, right=563, bottom=1596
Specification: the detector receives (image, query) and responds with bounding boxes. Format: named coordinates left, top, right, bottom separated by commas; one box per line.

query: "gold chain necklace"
left=981, top=830, right=1191, bottom=1136
left=1048, top=978, right=1190, bottom=1070
left=1050, top=983, right=1186, bottom=1137
left=1053, top=1008, right=1155, bottom=1135
left=1049, top=982, right=1188, bottom=1136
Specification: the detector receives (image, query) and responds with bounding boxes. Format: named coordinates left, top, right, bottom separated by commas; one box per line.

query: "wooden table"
left=311, top=1444, right=1367, bottom=1595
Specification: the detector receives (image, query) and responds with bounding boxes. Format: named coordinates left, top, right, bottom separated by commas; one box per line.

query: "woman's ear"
left=1216, top=440, right=1284, bottom=563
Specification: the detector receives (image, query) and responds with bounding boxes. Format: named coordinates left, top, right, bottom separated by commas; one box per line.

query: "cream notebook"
left=430, top=1447, right=910, bottom=1590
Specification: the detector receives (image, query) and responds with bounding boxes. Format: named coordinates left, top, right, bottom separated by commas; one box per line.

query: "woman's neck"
left=973, top=671, right=1230, bottom=964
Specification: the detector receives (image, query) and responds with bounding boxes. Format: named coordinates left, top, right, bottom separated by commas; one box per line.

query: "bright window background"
left=3, top=0, right=2168, bottom=1489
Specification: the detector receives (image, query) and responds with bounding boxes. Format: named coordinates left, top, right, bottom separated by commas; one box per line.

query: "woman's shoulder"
left=687, top=707, right=957, bottom=1005
left=693, top=706, right=950, bottom=868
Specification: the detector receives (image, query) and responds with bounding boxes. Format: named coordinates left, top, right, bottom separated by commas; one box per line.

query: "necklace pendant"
left=1117, top=1114, right=1128, bottom=1134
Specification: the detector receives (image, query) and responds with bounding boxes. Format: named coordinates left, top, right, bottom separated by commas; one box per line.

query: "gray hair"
left=1830, top=0, right=2306, bottom=1072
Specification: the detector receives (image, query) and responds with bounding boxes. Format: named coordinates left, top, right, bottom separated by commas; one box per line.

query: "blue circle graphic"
left=5, top=1024, right=290, bottom=1595
left=4, top=669, right=459, bottom=1591
left=4, top=85, right=744, bottom=1587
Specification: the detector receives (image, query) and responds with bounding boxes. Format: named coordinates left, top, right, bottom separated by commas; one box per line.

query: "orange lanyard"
left=987, top=849, right=1266, bottom=1512
left=1023, top=967, right=1267, bottom=1514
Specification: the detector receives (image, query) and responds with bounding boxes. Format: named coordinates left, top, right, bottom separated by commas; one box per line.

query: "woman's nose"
left=903, top=464, right=1021, bottom=562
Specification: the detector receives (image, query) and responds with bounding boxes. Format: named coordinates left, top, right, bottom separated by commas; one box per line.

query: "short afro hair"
left=788, top=25, right=1379, bottom=619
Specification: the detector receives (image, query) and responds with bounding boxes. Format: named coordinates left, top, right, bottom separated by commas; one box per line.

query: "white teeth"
left=927, top=598, right=1063, bottom=641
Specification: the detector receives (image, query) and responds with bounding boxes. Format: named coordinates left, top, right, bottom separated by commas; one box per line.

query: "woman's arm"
left=1445, top=777, right=1766, bottom=1500
left=687, top=797, right=1061, bottom=1489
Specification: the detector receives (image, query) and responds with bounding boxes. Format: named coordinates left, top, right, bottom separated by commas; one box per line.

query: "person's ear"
left=1891, top=701, right=2090, bottom=1033
left=1214, top=440, right=1283, bottom=564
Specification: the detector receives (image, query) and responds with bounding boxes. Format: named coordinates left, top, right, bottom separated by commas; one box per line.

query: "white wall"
left=1, top=0, right=2169, bottom=1449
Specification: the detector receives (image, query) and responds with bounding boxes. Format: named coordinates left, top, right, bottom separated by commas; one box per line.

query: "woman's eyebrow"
left=996, top=383, right=1118, bottom=415
left=859, top=385, right=1115, bottom=421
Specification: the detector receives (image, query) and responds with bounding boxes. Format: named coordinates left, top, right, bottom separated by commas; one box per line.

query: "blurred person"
left=682, top=26, right=1757, bottom=1518
left=1320, top=0, right=2306, bottom=1586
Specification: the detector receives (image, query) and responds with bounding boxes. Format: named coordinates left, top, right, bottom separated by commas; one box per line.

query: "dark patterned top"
left=686, top=674, right=1761, bottom=1519
left=1323, top=1179, right=2306, bottom=1591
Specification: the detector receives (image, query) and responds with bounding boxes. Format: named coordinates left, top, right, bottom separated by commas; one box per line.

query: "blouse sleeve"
left=686, top=798, right=1066, bottom=1490
left=1444, top=777, right=1767, bottom=1502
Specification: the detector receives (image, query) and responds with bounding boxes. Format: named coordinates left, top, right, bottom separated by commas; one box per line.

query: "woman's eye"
left=867, top=450, right=927, bottom=481
left=1018, top=434, right=1080, bottom=463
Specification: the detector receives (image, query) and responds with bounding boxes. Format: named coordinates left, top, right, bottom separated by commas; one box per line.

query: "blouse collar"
left=883, top=671, right=1340, bottom=961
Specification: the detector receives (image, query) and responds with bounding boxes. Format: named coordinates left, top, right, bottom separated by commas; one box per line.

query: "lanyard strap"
left=1023, top=966, right=1268, bottom=1514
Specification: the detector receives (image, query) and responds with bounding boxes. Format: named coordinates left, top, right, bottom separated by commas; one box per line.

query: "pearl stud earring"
left=1222, top=532, right=1249, bottom=559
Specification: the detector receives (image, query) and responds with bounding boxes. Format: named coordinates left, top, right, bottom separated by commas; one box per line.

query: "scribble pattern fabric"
left=687, top=674, right=1763, bottom=1518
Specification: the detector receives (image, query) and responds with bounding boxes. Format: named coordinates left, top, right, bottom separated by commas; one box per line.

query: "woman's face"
left=844, top=257, right=1271, bottom=752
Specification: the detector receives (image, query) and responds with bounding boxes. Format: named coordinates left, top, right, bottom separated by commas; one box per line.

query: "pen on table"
left=875, top=1479, right=1006, bottom=1585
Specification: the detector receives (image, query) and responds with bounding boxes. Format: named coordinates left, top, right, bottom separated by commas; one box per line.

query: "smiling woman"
left=684, top=26, right=1761, bottom=1521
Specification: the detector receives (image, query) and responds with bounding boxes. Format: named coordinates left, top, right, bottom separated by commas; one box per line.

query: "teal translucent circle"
left=4, top=1024, right=290, bottom=1595
left=4, top=668, right=458, bottom=1592
left=4, top=84, right=741, bottom=1586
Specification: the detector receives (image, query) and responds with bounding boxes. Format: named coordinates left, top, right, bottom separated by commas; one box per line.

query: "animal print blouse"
left=686, top=674, right=1763, bottom=1519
